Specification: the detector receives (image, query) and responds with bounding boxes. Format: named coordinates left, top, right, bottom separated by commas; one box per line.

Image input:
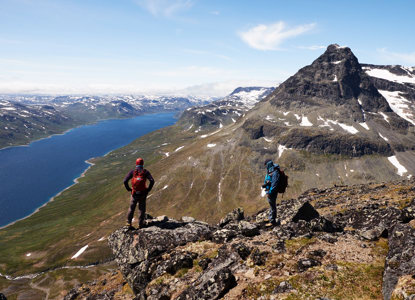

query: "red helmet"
left=136, top=157, right=144, bottom=165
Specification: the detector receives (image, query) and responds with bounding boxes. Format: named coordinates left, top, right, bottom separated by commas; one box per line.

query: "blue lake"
left=0, top=112, right=176, bottom=227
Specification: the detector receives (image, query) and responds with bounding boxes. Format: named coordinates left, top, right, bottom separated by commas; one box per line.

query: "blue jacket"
left=264, top=161, right=280, bottom=195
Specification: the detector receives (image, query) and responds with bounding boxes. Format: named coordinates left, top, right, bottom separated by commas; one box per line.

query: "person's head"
left=264, top=159, right=273, bottom=170
left=136, top=157, right=144, bottom=166
left=135, top=157, right=144, bottom=171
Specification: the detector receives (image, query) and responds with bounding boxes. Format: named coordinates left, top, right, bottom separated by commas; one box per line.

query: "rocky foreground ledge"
left=65, top=179, right=415, bottom=300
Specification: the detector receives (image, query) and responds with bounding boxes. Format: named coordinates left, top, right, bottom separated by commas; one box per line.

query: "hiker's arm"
left=269, top=170, right=280, bottom=194
left=146, top=171, right=155, bottom=192
left=123, top=170, right=133, bottom=192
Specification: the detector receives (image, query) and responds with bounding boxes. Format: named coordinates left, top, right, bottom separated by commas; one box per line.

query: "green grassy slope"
left=0, top=117, right=406, bottom=277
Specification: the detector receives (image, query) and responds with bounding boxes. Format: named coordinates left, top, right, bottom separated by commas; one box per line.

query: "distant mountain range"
left=0, top=94, right=215, bottom=148
left=178, top=86, right=274, bottom=132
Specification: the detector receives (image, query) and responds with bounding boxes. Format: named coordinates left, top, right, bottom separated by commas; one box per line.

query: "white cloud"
left=176, top=79, right=279, bottom=97
left=298, top=45, right=325, bottom=50
left=135, top=0, right=193, bottom=17
left=239, top=21, right=316, bottom=51
left=0, top=79, right=278, bottom=97
left=210, top=10, right=220, bottom=15
left=377, top=48, right=415, bottom=65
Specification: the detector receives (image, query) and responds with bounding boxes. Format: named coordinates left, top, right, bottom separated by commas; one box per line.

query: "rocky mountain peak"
left=267, top=43, right=392, bottom=117
left=313, top=44, right=359, bottom=70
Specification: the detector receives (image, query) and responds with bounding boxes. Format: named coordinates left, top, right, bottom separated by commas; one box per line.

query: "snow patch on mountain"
left=317, top=117, right=358, bottom=134
left=379, top=112, right=390, bottom=123
left=278, top=144, right=290, bottom=158
left=379, top=133, right=389, bottom=142
left=71, top=245, right=88, bottom=259
left=388, top=156, right=408, bottom=176
left=359, top=122, right=369, bottom=130
left=300, top=116, right=313, bottom=127
left=378, top=90, right=415, bottom=125
left=365, top=68, right=415, bottom=84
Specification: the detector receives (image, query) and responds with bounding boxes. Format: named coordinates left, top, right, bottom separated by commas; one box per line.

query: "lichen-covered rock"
left=177, top=267, right=236, bottom=300
left=176, top=246, right=239, bottom=300
left=153, top=251, right=195, bottom=277
left=181, top=216, right=196, bottom=223
left=198, top=257, right=212, bottom=270
left=232, top=242, right=252, bottom=260
left=334, top=205, right=402, bottom=240
left=212, top=229, right=237, bottom=243
left=237, top=221, right=260, bottom=237
left=297, top=258, right=321, bottom=272
left=108, top=219, right=212, bottom=294
left=383, top=223, right=415, bottom=300
left=273, top=281, right=293, bottom=294
left=218, top=207, right=244, bottom=227
left=249, top=248, right=269, bottom=266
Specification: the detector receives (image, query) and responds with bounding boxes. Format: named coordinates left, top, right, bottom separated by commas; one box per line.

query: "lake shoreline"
left=0, top=110, right=181, bottom=151
left=0, top=112, right=178, bottom=229
left=0, top=158, right=95, bottom=230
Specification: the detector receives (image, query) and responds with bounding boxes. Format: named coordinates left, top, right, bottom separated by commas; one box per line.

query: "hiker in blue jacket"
left=263, top=159, right=280, bottom=226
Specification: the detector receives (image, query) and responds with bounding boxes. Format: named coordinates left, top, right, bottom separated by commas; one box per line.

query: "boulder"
left=231, top=242, right=252, bottom=260
left=383, top=223, right=415, bottom=300
left=297, top=258, right=321, bottom=272
left=292, top=202, right=320, bottom=223
left=176, top=247, right=239, bottom=300
left=176, top=267, right=236, bottom=300
left=212, top=229, right=237, bottom=243
left=334, top=206, right=402, bottom=241
left=153, top=251, right=195, bottom=277
left=198, top=257, right=212, bottom=270
left=250, top=248, right=269, bottom=266
left=238, top=220, right=260, bottom=237
left=273, top=281, right=293, bottom=294
left=108, top=220, right=212, bottom=294
left=181, top=216, right=196, bottom=223
left=219, top=207, right=244, bottom=227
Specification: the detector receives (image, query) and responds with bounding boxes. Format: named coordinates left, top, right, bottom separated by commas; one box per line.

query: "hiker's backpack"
left=132, top=169, right=147, bottom=192
left=276, top=169, right=288, bottom=194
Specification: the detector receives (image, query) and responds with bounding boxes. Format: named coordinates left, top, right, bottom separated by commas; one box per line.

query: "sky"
left=1, top=0, right=415, bottom=97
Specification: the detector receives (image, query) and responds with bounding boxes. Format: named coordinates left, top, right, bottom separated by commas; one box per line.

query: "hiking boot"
left=125, top=222, right=135, bottom=230
left=138, top=223, right=146, bottom=229
left=265, top=220, right=280, bottom=227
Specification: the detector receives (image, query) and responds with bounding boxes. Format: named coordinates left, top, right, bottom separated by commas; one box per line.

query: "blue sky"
left=1, top=0, right=415, bottom=96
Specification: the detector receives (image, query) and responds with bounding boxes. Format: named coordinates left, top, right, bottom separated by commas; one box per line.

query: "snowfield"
left=365, top=68, right=415, bottom=84
left=388, top=156, right=408, bottom=176
left=378, top=90, right=415, bottom=126
left=71, top=245, right=88, bottom=259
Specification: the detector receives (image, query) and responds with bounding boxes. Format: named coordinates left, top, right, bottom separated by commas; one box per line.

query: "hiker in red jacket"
left=124, top=157, right=155, bottom=229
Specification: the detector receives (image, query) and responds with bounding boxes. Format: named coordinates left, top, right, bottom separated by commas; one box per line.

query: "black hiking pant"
left=267, top=192, right=277, bottom=222
left=127, top=192, right=147, bottom=227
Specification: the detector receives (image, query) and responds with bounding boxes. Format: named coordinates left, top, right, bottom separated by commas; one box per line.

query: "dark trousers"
left=267, top=193, right=277, bottom=222
left=127, top=192, right=147, bottom=227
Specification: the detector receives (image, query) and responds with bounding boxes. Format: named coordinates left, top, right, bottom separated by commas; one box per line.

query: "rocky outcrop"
left=67, top=179, right=415, bottom=299
left=107, top=195, right=346, bottom=299
left=108, top=218, right=213, bottom=297
left=383, top=222, right=415, bottom=300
